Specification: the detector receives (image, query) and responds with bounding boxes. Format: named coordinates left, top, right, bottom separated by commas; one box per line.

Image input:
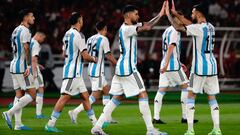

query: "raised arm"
left=165, top=1, right=187, bottom=32
left=137, top=1, right=166, bottom=33
left=171, top=9, right=192, bottom=25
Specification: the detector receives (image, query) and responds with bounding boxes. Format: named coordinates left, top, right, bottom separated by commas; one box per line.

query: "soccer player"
left=91, top=4, right=167, bottom=135
left=2, top=9, right=35, bottom=131
left=44, top=12, right=97, bottom=132
left=165, top=1, right=222, bottom=135
left=68, top=21, right=117, bottom=124
left=30, top=31, right=47, bottom=118
left=153, top=12, right=198, bottom=124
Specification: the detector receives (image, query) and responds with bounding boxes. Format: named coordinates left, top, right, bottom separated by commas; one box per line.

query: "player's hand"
left=160, top=66, right=167, bottom=74
left=39, top=64, right=45, bottom=70
left=143, top=23, right=152, bottom=31
left=92, top=57, right=97, bottom=63
left=159, top=1, right=166, bottom=16
left=181, top=63, right=188, bottom=72
left=165, top=0, right=170, bottom=16
left=24, top=66, right=31, bottom=77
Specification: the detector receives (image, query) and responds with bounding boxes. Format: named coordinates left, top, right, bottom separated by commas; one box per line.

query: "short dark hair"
left=19, top=9, right=32, bottom=22
left=193, top=3, right=207, bottom=16
left=69, top=12, right=82, bottom=25
left=122, top=5, right=138, bottom=14
left=96, top=21, right=107, bottom=31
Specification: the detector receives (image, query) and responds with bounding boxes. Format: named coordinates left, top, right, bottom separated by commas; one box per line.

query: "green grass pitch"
left=0, top=103, right=240, bottom=135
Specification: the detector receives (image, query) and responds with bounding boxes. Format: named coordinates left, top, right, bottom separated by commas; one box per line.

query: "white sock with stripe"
left=86, top=109, right=97, bottom=126
left=139, top=98, right=154, bottom=130
left=36, top=93, right=44, bottom=115
left=8, top=94, right=33, bottom=116
left=14, top=97, right=23, bottom=127
left=102, top=95, right=110, bottom=106
left=153, top=91, right=165, bottom=120
left=209, top=99, right=220, bottom=129
left=73, top=95, right=96, bottom=115
left=95, top=98, right=120, bottom=128
left=186, top=98, right=195, bottom=131
left=47, top=111, right=60, bottom=127
left=181, top=90, right=188, bottom=119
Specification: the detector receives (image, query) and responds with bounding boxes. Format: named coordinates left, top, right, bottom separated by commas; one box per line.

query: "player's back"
left=10, top=25, right=31, bottom=74
left=115, top=23, right=142, bottom=76
left=189, top=22, right=217, bottom=76
left=87, top=33, right=109, bottom=77
left=161, top=26, right=181, bottom=71
left=62, top=28, right=86, bottom=79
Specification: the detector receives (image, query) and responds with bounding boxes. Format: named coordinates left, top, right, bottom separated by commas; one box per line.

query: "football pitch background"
left=0, top=92, right=240, bottom=135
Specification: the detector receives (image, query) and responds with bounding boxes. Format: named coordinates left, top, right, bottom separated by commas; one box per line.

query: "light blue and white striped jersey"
left=87, top=33, right=111, bottom=77
left=10, top=25, right=31, bottom=74
left=30, top=38, right=41, bottom=75
left=161, top=26, right=181, bottom=71
left=62, top=28, right=87, bottom=79
left=186, top=22, right=217, bottom=76
left=115, top=23, right=142, bottom=76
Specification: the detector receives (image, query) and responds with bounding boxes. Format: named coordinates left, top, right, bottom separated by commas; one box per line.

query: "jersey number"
left=12, top=36, right=17, bottom=54
left=205, top=35, right=215, bottom=53
left=88, top=43, right=98, bottom=57
left=163, top=38, right=168, bottom=52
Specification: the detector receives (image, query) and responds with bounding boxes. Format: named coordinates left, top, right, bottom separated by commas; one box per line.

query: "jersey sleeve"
left=31, top=43, right=40, bottom=57
left=22, top=29, right=31, bottom=44
left=124, top=25, right=139, bottom=37
left=186, top=24, right=202, bottom=36
left=169, top=30, right=180, bottom=46
left=102, top=38, right=111, bottom=54
left=76, top=33, right=87, bottom=52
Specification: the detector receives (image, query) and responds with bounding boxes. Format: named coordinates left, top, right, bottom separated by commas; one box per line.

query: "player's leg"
left=80, top=91, right=98, bottom=126
left=3, top=74, right=35, bottom=130
left=184, top=73, right=204, bottom=135
left=92, top=95, right=123, bottom=135
left=68, top=77, right=101, bottom=124
left=91, top=75, right=123, bottom=135
left=153, top=87, right=167, bottom=124
left=13, top=89, right=24, bottom=130
left=45, top=94, right=71, bottom=132
left=205, top=76, right=221, bottom=135
left=36, top=73, right=46, bottom=118
left=153, top=72, right=168, bottom=124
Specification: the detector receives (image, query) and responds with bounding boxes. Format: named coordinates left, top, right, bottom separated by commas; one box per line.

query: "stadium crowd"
left=0, top=0, right=239, bottom=83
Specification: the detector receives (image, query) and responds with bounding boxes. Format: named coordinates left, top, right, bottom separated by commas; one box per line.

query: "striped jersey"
left=30, top=38, right=41, bottom=75
left=115, top=23, right=142, bottom=76
left=161, top=26, right=181, bottom=71
left=62, top=28, right=87, bottom=79
left=87, top=33, right=111, bottom=77
left=10, top=25, right=31, bottom=74
left=186, top=22, right=217, bottom=76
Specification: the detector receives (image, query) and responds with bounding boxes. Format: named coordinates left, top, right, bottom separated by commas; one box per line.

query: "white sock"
left=139, top=98, right=154, bottom=130
left=8, top=94, right=33, bottom=116
left=153, top=91, right=165, bottom=120
left=181, top=90, right=188, bottom=119
left=102, top=95, right=110, bottom=106
left=73, top=95, right=96, bottom=115
left=86, top=109, right=97, bottom=126
left=14, top=97, right=22, bottom=127
left=209, top=99, right=220, bottom=129
left=47, top=111, right=61, bottom=127
left=95, top=98, right=120, bottom=128
left=36, top=93, right=44, bottom=115
left=186, top=98, right=195, bottom=131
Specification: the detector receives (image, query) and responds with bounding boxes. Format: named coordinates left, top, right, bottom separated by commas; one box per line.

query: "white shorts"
left=34, top=72, right=44, bottom=89
left=60, top=77, right=87, bottom=96
left=90, top=76, right=108, bottom=91
left=109, top=72, right=146, bottom=98
left=159, top=68, right=189, bottom=88
left=188, top=73, right=220, bottom=95
left=11, top=74, right=35, bottom=90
